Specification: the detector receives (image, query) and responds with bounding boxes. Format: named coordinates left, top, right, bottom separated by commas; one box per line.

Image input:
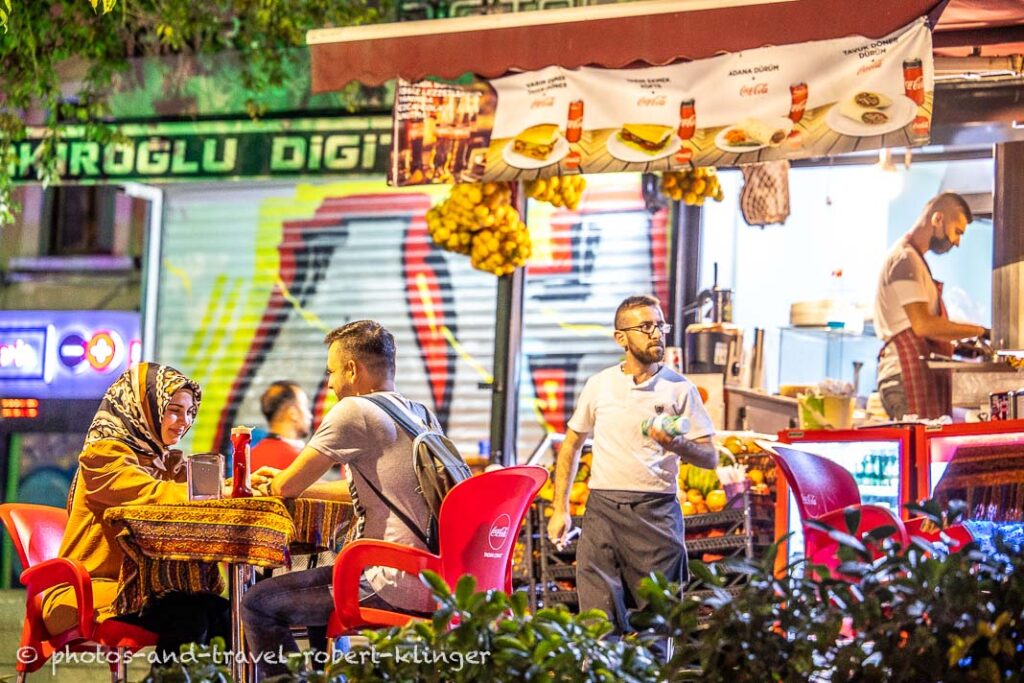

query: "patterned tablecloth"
left=104, top=497, right=353, bottom=615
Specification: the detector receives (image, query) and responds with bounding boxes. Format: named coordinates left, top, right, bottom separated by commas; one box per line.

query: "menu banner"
left=390, top=18, right=933, bottom=186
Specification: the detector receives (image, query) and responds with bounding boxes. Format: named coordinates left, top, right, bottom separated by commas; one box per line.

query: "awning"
left=933, top=0, right=1024, bottom=56
left=308, top=0, right=946, bottom=92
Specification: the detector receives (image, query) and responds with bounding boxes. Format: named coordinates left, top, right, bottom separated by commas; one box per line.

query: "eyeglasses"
left=616, top=322, right=672, bottom=337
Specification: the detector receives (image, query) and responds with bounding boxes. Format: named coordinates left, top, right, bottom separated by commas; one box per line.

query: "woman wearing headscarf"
left=42, top=363, right=229, bottom=657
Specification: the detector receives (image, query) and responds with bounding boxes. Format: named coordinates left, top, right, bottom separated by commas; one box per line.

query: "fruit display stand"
left=535, top=505, right=583, bottom=608
left=522, top=432, right=780, bottom=611
left=531, top=493, right=770, bottom=611
left=510, top=504, right=540, bottom=611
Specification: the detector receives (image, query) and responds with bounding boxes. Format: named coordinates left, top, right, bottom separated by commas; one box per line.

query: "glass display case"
left=777, top=326, right=882, bottom=397
left=777, top=426, right=915, bottom=563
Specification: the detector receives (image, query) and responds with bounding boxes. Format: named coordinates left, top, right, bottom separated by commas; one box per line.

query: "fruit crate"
left=532, top=494, right=760, bottom=609
left=511, top=505, right=540, bottom=611
left=536, top=503, right=583, bottom=603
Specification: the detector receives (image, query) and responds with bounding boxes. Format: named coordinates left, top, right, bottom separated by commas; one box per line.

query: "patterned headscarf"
left=84, top=362, right=202, bottom=456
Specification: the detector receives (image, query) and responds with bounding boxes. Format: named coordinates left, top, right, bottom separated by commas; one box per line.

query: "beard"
left=929, top=235, right=954, bottom=254
left=630, top=340, right=665, bottom=365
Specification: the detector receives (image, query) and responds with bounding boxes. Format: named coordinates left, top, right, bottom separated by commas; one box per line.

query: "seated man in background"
left=251, top=380, right=313, bottom=471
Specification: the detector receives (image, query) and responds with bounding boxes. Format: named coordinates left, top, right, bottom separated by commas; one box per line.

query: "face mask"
left=929, top=235, right=954, bottom=254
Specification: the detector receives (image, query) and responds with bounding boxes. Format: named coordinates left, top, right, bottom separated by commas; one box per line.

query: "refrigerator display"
left=916, top=420, right=1024, bottom=522
left=776, top=426, right=914, bottom=563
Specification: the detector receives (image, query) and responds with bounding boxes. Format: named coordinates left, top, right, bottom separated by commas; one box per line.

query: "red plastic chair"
left=766, top=444, right=972, bottom=573
left=327, top=465, right=547, bottom=635
left=0, top=503, right=157, bottom=683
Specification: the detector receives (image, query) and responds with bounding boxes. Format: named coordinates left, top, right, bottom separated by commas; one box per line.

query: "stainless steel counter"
left=927, top=360, right=1024, bottom=408
left=724, top=386, right=799, bottom=433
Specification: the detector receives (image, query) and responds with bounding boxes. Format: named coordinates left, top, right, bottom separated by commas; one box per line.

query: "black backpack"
left=360, top=393, right=471, bottom=553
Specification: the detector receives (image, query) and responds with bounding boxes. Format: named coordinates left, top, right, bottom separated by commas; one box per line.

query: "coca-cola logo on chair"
left=487, top=513, right=512, bottom=551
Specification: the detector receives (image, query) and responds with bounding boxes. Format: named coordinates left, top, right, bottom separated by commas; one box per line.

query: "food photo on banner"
left=389, top=17, right=934, bottom=187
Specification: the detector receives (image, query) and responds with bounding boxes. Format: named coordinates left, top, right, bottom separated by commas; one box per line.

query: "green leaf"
left=420, top=570, right=451, bottom=598
left=688, top=560, right=721, bottom=587
left=455, top=574, right=478, bottom=605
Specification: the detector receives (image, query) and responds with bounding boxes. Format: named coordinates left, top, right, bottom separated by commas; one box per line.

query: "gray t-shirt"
left=306, top=391, right=434, bottom=612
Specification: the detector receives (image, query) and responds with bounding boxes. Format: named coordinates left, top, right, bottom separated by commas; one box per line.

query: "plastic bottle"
left=641, top=414, right=690, bottom=438
left=826, top=269, right=847, bottom=330
left=230, top=425, right=253, bottom=498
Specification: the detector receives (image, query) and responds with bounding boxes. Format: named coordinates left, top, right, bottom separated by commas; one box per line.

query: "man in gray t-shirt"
left=241, top=320, right=436, bottom=679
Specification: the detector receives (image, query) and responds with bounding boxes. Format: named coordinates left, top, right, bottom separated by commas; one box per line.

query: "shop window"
left=42, top=186, right=147, bottom=258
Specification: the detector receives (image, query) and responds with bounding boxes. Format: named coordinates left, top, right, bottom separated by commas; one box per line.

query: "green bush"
left=145, top=503, right=1023, bottom=682
left=634, top=502, right=1024, bottom=682
left=325, top=571, right=659, bottom=682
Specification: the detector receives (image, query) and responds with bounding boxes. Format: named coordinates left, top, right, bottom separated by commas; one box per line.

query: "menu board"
left=389, top=17, right=933, bottom=186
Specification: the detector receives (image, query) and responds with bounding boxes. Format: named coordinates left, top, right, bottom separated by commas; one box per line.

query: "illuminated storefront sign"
left=0, top=312, right=140, bottom=399
left=11, top=117, right=391, bottom=184
left=0, top=398, right=40, bottom=419
left=0, top=329, right=46, bottom=380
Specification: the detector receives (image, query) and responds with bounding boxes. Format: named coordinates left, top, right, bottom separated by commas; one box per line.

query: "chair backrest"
left=0, top=503, right=68, bottom=570
left=436, top=465, right=547, bottom=592
left=769, top=444, right=862, bottom=522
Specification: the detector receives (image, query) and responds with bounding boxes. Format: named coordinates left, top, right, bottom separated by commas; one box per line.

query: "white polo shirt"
left=567, top=364, right=716, bottom=494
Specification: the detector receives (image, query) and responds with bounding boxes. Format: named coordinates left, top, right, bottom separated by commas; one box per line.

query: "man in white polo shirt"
left=547, top=294, right=717, bottom=634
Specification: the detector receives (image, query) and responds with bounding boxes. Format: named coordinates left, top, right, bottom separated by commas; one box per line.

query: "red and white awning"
left=308, top=0, right=947, bottom=92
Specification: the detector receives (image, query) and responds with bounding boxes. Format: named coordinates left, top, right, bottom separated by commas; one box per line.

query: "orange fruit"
left=686, top=489, right=704, bottom=505
left=723, top=436, right=746, bottom=455
left=706, top=489, right=727, bottom=512
left=569, top=482, right=589, bottom=505
left=748, top=469, right=765, bottom=485
left=681, top=501, right=696, bottom=516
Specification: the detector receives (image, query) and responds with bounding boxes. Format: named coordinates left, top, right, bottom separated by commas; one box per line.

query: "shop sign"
left=0, top=330, right=46, bottom=380
left=390, top=18, right=933, bottom=186
left=11, top=117, right=392, bottom=185
left=0, top=398, right=40, bottom=419
left=0, top=311, right=140, bottom=399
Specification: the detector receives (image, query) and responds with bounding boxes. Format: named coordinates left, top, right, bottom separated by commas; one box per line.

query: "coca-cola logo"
left=531, top=97, right=554, bottom=109
left=740, top=83, right=769, bottom=97
left=637, top=95, right=666, bottom=107
left=488, top=513, right=512, bottom=551
left=679, top=115, right=696, bottom=127
left=904, top=76, right=923, bottom=91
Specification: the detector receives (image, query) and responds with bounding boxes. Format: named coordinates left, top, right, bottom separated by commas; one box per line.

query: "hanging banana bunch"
left=425, top=182, right=532, bottom=276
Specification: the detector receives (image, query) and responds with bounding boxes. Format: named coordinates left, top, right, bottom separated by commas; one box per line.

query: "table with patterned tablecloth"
left=104, top=496, right=353, bottom=682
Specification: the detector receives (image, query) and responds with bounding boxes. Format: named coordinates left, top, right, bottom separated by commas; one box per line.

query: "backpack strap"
left=357, top=470, right=432, bottom=549
left=358, top=393, right=434, bottom=549
left=362, top=393, right=431, bottom=438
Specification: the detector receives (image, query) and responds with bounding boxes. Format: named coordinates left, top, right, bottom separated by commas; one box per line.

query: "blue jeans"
left=240, top=565, right=417, bottom=679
